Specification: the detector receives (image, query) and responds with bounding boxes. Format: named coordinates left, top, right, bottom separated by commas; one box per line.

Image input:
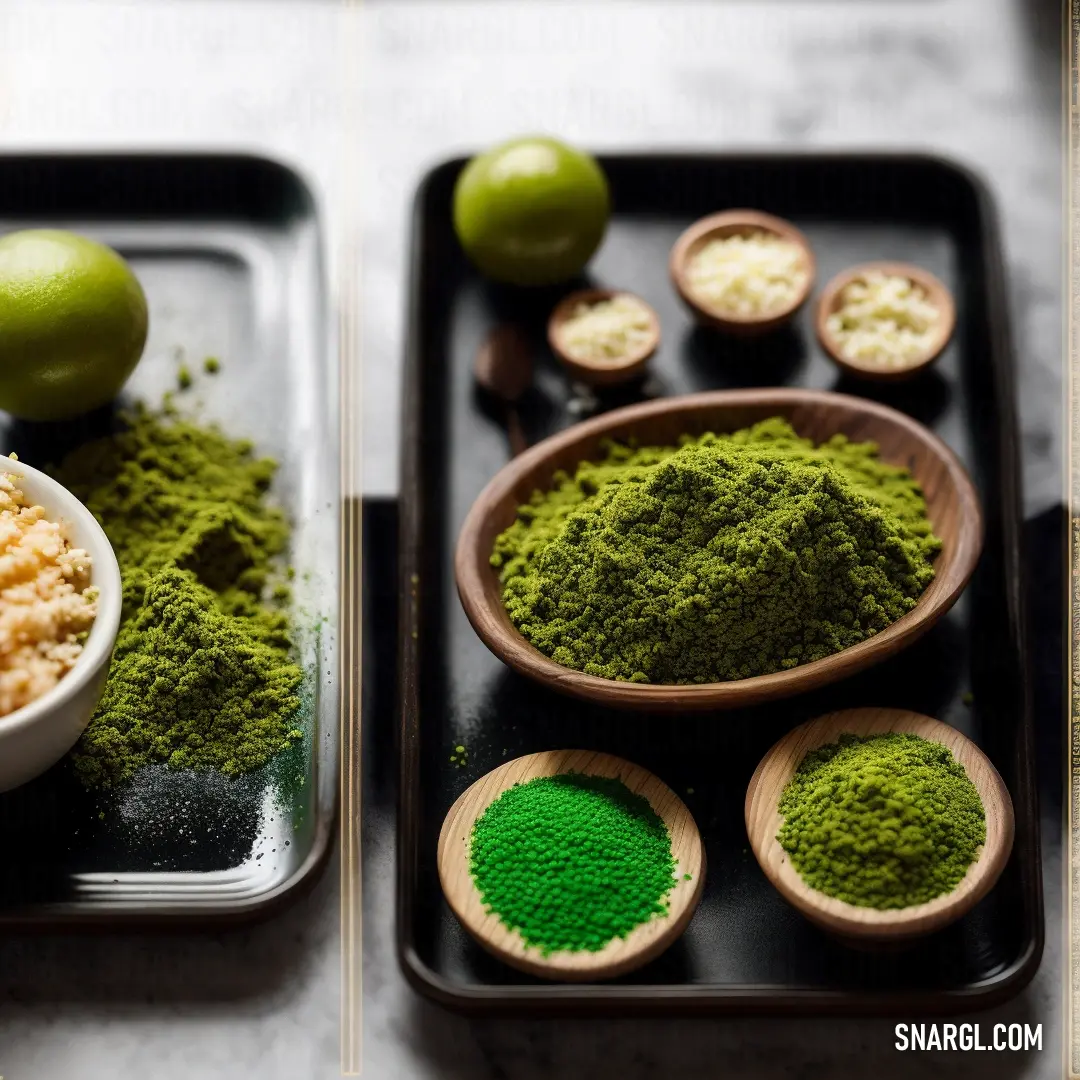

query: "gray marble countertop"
left=0, top=0, right=1064, bottom=1077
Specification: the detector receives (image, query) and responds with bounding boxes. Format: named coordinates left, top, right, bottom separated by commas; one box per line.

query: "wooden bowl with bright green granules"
left=437, top=750, right=705, bottom=981
left=744, top=707, right=1014, bottom=942
left=455, top=387, right=983, bottom=711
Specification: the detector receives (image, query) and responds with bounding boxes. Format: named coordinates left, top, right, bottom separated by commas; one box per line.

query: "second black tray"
left=398, top=153, right=1043, bottom=1014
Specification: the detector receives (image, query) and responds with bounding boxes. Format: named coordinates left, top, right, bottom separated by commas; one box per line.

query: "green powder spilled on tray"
left=492, top=417, right=940, bottom=683
left=776, top=733, right=986, bottom=909
left=50, top=403, right=303, bottom=790
left=470, top=772, right=678, bottom=955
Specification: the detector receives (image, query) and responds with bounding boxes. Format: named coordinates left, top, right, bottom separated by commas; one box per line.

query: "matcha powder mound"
left=50, top=404, right=303, bottom=790
left=777, top=733, right=986, bottom=909
left=470, top=772, right=679, bottom=955
left=492, top=418, right=941, bottom=683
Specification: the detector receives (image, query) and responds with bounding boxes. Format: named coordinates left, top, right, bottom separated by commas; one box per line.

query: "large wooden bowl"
left=454, top=388, right=983, bottom=711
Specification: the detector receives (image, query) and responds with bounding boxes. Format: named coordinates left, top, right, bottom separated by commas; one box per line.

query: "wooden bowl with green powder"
left=437, top=749, right=705, bottom=980
left=744, top=707, right=1014, bottom=942
left=455, top=388, right=982, bottom=711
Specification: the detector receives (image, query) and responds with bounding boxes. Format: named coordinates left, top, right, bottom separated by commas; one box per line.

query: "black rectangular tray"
left=398, top=153, right=1043, bottom=1014
left=0, top=154, right=338, bottom=926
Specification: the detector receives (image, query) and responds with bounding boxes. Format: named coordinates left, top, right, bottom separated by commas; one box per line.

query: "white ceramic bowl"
left=0, top=458, right=121, bottom=791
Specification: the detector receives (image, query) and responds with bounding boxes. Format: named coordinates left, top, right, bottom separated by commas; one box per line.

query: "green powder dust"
left=776, top=733, right=986, bottom=909
left=492, top=417, right=940, bottom=684
left=50, top=404, right=303, bottom=790
left=469, top=772, right=679, bottom=955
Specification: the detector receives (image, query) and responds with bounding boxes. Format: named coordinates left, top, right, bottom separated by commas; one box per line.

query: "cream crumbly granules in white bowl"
left=0, top=469, right=98, bottom=717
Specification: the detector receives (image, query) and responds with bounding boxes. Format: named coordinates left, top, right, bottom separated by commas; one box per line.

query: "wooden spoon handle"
left=506, top=407, right=528, bottom=457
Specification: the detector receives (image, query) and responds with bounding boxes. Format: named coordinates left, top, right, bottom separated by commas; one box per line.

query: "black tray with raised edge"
left=0, top=154, right=338, bottom=927
left=398, top=153, right=1043, bottom=1013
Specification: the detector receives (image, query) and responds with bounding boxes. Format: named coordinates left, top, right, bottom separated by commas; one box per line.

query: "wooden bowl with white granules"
left=0, top=458, right=121, bottom=791
left=816, top=261, right=956, bottom=382
left=547, top=288, right=660, bottom=387
left=454, top=387, right=983, bottom=712
left=669, top=209, right=816, bottom=334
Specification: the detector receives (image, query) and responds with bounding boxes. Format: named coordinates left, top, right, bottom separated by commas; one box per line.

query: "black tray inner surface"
left=403, top=156, right=1041, bottom=1005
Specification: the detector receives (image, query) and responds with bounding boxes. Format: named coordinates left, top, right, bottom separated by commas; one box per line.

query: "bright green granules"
left=50, top=404, right=303, bottom=790
left=492, top=417, right=940, bottom=684
left=777, top=733, right=986, bottom=909
left=469, top=772, right=679, bottom=955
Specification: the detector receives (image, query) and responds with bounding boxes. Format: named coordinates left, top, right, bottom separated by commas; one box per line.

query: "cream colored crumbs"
left=686, top=231, right=808, bottom=318
left=825, top=271, right=940, bottom=368
left=0, top=472, right=97, bottom=717
left=559, top=294, right=654, bottom=362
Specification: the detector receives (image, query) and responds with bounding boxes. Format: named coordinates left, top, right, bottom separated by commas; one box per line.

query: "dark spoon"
left=474, top=324, right=532, bottom=457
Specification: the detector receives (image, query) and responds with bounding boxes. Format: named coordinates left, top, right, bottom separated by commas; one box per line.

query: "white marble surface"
left=0, top=0, right=1065, bottom=1077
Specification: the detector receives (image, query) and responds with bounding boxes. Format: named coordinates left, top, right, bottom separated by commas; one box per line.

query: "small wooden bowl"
left=816, top=261, right=956, bottom=382
left=744, top=707, right=1014, bottom=942
left=547, top=288, right=660, bottom=387
left=669, top=209, right=815, bottom=335
left=437, top=749, right=705, bottom=981
left=455, top=388, right=983, bottom=712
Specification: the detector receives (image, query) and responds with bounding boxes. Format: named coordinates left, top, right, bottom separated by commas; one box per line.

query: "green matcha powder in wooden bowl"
left=745, top=709, right=1014, bottom=941
left=491, top=417, right=941, bottom=685
left=777, top=732, right=986, bottom=910
left=438, top=751, right=705, bottom=980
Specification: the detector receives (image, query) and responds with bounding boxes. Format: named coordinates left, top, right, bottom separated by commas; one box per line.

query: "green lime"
left=0, top=229, right=148, bottom=421
left=453, top=135, right=610, bottom=286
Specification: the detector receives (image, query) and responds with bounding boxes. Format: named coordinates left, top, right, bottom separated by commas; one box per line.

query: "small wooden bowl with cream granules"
left=0, top=457, right=121, bottom=791
left=547, top=288, right=660, bottom=387
left=745, top=707, right=1014, bottom=943
left=438, top=749, right=705, bottom=981
left=669, top=209, right=815, bottom=334
left=816, top=261, right=956, bottom=382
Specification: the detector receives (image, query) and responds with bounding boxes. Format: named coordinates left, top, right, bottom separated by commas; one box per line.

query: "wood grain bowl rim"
left=547, top=288, right=661, bottom=386
left=815, top=261, right=957, bottom=382
left=453, top=388, right=984, bottom=712
left=436, top=749, right=706, bottom=981
left=743, top=708, right=1015, bottom=940
left=668, top=209, right=817, bottom=333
